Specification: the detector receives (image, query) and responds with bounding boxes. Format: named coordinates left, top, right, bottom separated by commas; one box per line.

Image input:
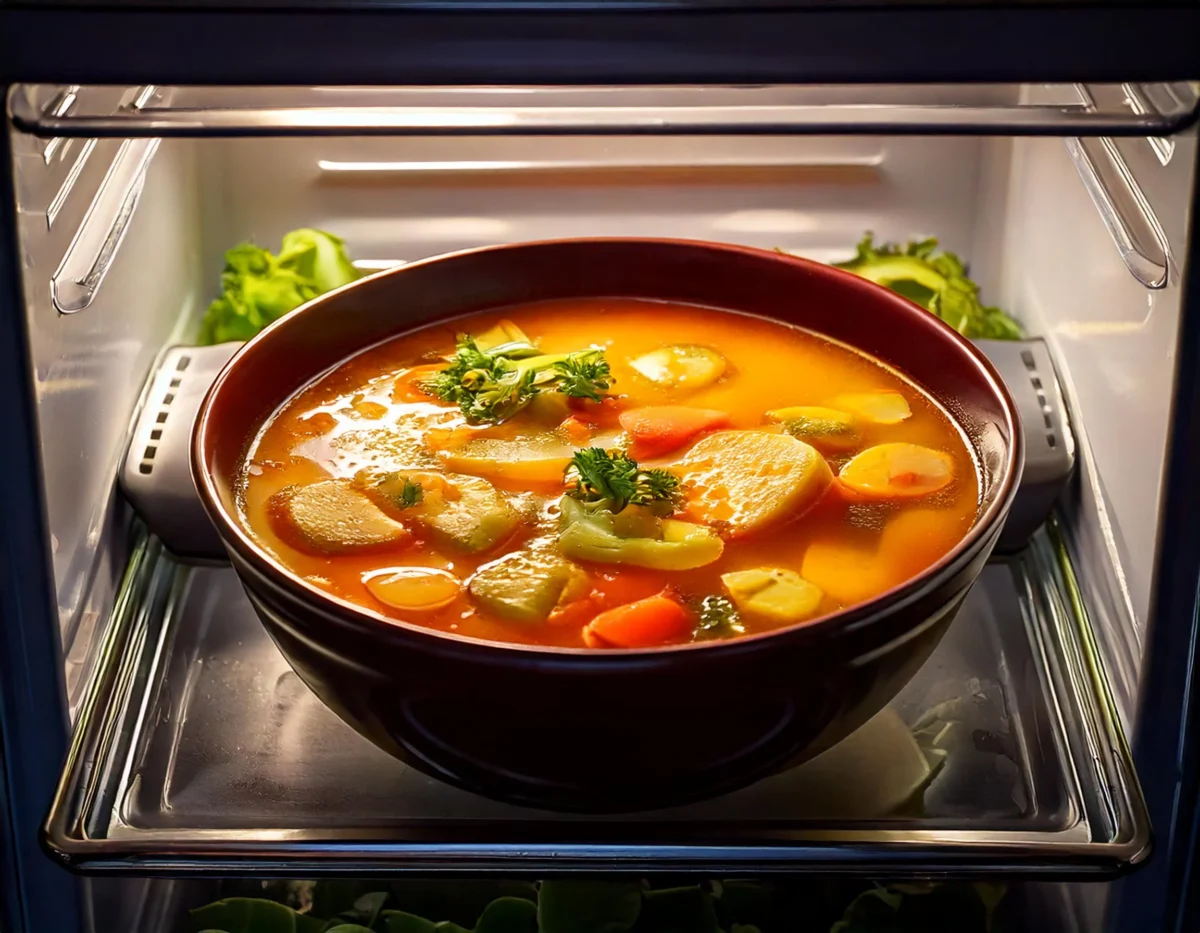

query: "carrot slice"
left=838, top=443, right=953, bottom=500
left=392, top=364, right=444, bottom=403
left=568, top=395, right=628, bottom=428
left=619, top=406, right=731, bottom=459
left=582, top=590, right=693, bottom=649
left=557, top=415, right=594, bottom=446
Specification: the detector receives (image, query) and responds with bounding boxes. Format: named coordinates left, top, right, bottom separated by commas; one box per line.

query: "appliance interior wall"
left=9, top=120, right=1194, bottom=932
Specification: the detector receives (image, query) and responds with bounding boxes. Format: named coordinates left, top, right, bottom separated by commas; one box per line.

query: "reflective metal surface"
left=0, top=115, right=82, bottom=933
left=7, top=84, right=1199, bottom=139
left=1064, top=136, right=1170, bottom=288
left=44, top=521, right=1147, bottom=875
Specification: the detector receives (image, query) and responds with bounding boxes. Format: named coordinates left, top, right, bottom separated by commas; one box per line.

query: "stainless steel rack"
left=8, top=84, right=1199, bottom=138
left=44, top=517, right=1146, bottom=876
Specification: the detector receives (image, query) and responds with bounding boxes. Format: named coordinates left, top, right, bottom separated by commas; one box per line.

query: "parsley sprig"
left=426, top=336, right=612, bottom=424
left=565, top=448, right=684, bottom=516
left=692, top=595, right=745, bottom=639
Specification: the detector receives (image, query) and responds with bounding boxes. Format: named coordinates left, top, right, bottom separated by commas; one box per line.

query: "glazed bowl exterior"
left=192, top=238, right=1023, bottom=812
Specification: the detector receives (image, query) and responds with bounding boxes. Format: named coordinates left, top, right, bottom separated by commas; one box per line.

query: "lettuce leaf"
left=833, top=234, right=1023, bottom=341
left=198, top=229, right=360, bottom=345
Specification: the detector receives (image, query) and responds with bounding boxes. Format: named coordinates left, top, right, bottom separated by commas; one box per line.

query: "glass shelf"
left=9, top=84, right=1199, bottom=139
left=45, top=520, right=1147, bottom=876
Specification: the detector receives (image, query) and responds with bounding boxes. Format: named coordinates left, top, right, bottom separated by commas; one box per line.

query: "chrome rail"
left=1063, top=136, right=1170, bottom=290
left=50, top=137, right=160, bottom=314
left=8, top=83, right=1198, bottom=139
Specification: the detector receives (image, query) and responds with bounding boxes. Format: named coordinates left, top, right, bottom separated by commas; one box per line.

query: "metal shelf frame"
left=7, top=83, right=1200, bottom=139
left=43, top=518, right=1148, bottom=877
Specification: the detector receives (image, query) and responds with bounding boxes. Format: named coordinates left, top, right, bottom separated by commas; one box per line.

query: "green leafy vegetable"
left=278, top=227, right=360, bottom=294
left=190, top=897, right=302, bottom=933
left=565, top=448, right=683, bottom=516
left=558, top=495, right=725, bottom=571
left=550, top=354, right=614, bottom=402
left=386, top=881, right=537, bottom=927
left=427, top=337, right=612, bottom=424
left=198, top=228, right=360, bottom=345
left=185, top=877, right=1002, bottom=933
left=312, top=880, right=381, bottom=919
left=832, top=234, right=1023, bottom=340
left=473, top=898, right=539, bottom=933
left=537, top=881, right=642, bottom=933
left=830, top=882, right=1006, bottom=933
left=829, top=887, right=903, bottom=933
left=384, top=914, right=437, bottom=933
left=691, top=595, right=745, bottom=639
left=713, top=882, right=773, bottom=930
left=331, top=893, right=391, bottom=931
left=632, top=886, right=719, bottom=933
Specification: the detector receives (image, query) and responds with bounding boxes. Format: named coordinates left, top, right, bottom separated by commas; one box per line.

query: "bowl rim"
left=191, top=236, right=1024, bottom=660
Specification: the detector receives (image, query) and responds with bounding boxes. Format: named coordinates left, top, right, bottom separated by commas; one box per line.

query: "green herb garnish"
left=565, top=448, right=684, bottom=516
left=692, top=594, right=745, bottom=639
left=365, top=473, right=425, bottom=510
left=394, top=478, right=424, bottom=509
left=427, top=336, right=612, bottom=424
left=831, top=233, right=1023, bottom=340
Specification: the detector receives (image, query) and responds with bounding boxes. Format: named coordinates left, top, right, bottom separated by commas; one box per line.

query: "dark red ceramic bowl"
left=192, top=238, right=1023, bottom=812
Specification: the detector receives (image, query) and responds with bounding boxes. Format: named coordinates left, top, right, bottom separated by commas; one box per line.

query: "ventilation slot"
left=1021, top=349, right=1058, bottom=450
left=140, top=373, right=183, bottom=476
left=119, top=342, right=242, bottom=561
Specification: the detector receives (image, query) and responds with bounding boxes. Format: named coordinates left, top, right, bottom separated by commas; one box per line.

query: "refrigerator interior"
left=4, top=83, right=1198, bottom=933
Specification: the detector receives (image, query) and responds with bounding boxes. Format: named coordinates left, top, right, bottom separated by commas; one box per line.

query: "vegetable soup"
left=240, top=299, right=980, bottom=649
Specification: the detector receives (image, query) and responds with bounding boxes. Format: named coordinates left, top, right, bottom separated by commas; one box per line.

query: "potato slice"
left=878, top=507, right=969, bottom=578
left=419, top=474, right=522, bottom=553
left=268, top=481, right=410, bottom=554
left=839, top=443, right=954, bottom=500
left=629, top=345, right=727, bottom=392
left=474, top=318, right=532, bottom=350
left=316, top=421, right=443, bottom=474
left=440, top=436, right=577, bottom=485
left=721, top=568, right=824, bottom=624
left=468, top=550, right=590, bottom=624
left=766, top=405, right=862, bottom=454
left=828, top=392, right=911, bottom=425
left=364, top=567, right=461, bottom=612
left=800, top=539, right=899, bottom=607
left=365, top=471, right=522, bottom=554
left=675, top=431, right=832, bottom=536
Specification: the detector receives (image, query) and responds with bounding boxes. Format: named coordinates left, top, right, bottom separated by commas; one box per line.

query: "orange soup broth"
left=241, top=298, right=980, bottom=648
